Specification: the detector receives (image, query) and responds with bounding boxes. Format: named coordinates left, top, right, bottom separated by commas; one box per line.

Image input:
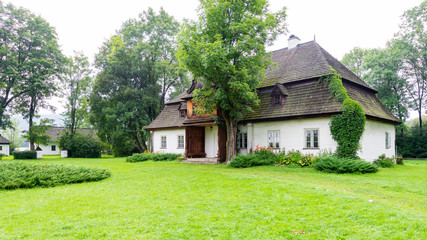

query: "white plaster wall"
left=205, top=126, right=218, bottom=158
left=359, top=120, right=395, bottom=162
left=0, top=144, right=10, bottom=156
left=152, top=129, right=185, bottom=154
left=39, top=143, right=60, bottom=155
left=246, top=118, right=337, bottom=155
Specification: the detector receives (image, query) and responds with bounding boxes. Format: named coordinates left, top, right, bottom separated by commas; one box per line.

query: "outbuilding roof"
left=46, top=127, right=96, bottom=142
left=0, top=135, right=11, bottom=144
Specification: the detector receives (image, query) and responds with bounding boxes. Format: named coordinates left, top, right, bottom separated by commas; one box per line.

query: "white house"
left=39, top=127, right=95, bottom=155
left=0, top=134, right=11, bottom=156
left=145, top=36, right=400, bottom=162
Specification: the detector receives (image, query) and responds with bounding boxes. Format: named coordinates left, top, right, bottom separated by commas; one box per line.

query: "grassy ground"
left=1, top=157, right=426, bottom=239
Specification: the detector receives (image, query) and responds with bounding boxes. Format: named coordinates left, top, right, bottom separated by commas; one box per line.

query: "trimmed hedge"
left=13, top=151, right=37, bottom=160
left=313, top=156, right=378, bottom=174
left=0, top=161, right=111, bottom=190
left=126, top=153, right=182, bottom=162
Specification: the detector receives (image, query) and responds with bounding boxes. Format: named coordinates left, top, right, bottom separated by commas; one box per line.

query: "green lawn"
left=1, top=157, right=426, bottom=239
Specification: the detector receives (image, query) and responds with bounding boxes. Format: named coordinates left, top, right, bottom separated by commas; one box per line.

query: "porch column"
left=247, top=123, right=254, bottom=153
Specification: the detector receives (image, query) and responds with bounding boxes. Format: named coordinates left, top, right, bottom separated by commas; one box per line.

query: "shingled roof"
left=243, top=81, right=400, bottom=124
left=147, top=40, right=401, bottom=129
left=0, top=135, right=11, bottom=144
left=46, top=127, right=96, bottom=142
left=146, top=103, right=186, bottom=130
left=261, top=41, right=373, bottom=90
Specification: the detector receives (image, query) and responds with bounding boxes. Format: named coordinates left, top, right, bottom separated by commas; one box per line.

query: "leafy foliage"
left=313, top=157, right=378, bottom=174
left=397, top=125, right=427, bottom=158
left=90, top=8, right=187, bottom=156
left=0, top=2, right=64, bottom=129
left=61, top=51, right=93, bottom=134
left=13, top=151, right=37, bottom=159
left=177, top=0, right=287, bottom=163
left=59, top=131, right=102, bottom=158
left=126, top=153, right=182, bottom=162
left=392, top=1, right=426, bottom=130
left=22, top=118, right=53, bottom=149
left=276, top=150, right=318, bottom=167
left=0, top=161, right=110, bottom=190
left=320, top=68, right=366, bottom=159
left=373, top=154, right=395, bottom=168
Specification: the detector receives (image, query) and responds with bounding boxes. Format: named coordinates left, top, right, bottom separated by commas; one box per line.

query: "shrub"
left=230, top=152, right=276, bottom=168
left=0, top=153, right=4, bottom=160
left=373, top=154, right=395, bottom=168
left=395, top=155, right=404, bottom=165
left=126, top=153, right=182, bottom=162
left=59, top=131, right=102, bottom=158
left=13, top=151, right=37, bottom=160
left=0, top=161, right=111, bottom=190
left=229, top=154, right=254, bottom=168
left=313, top=156, right=378, bottom=174
left=277, top=150, right=316, bottom=167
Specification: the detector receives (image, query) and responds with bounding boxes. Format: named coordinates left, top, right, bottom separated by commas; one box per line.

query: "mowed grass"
left=1, top=157, right=426, bottom=239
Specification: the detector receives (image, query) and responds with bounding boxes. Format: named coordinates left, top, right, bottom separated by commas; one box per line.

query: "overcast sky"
left=4, top=0, right=424, bottom=117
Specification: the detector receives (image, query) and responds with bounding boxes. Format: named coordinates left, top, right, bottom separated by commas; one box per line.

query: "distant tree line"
left=0, top=1, right=189, bottom=156
left=341, top=1, right=426, bottom=157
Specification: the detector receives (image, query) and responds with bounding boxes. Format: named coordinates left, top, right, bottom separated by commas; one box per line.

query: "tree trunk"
left=28, top=96, right=36, bottom=151
left=223, top=112, right=237, bottom=164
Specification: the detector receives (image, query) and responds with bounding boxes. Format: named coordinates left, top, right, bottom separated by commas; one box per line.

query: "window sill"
left=303, top=148, right=320, bottom=150
left=160, top=147, right=166, bottom=149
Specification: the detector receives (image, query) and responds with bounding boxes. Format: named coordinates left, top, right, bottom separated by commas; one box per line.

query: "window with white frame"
left=161, top=136, right=167, bottom=149
left=305, top=129, right=319, bottom=148
left=51, top=145, right=56, bottom=151
left=178, top=135, right=184, bottom=149
left=385, top=132, right=391, bottom=149
left=268, top=130, right=280, bottom=148
left=237, top=132, right=248, bottom=149
left=0, top=146, right=2, bottom=151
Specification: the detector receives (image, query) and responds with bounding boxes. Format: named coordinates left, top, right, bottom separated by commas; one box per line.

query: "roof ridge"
left=313, top=41, right=334, bottom=75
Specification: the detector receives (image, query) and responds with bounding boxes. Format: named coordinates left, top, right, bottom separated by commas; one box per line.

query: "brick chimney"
left=288, top=35, right=301, bottom=49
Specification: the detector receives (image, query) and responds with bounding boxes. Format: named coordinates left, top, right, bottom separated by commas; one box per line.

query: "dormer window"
left=271, top=84, right=288, bottom=105
left=274, top=95, right=281, bottom=105
left=180, top=110, right=187, bottom=118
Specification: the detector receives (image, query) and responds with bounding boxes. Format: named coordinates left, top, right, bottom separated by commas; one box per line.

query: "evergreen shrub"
left=0, top=161, right=110, bottom=190
left=313, top=156, right=378, bottom=174
left=13, top=151, right=37, bottom=160
left=373, top=154, right=395, bottom=168
left=126, top=153, right=182, bottom=162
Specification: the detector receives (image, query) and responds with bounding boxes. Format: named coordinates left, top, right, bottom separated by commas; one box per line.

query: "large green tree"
left=61, top=51, right=92, bottom=134
left=177, top=0, right=286, bottom=163
left=0, top=1, right=64, bottom=132
left=90, top=8, right=187, bottom=156
left=392, top=1, right=426, bottom=130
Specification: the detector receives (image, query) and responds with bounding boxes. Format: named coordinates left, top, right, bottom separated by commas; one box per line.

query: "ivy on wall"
left=320, top=67, right=366, bottom=159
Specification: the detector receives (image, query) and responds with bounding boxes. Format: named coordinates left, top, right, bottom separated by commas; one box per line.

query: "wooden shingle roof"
left=147, top=40, right=401, bottom=129
left=46, top=127, right=96, bottom=142
left=261, top=41, right=373, bottom=90
left=0, top=135, right=11, bottom=144
left=145, top=103, right=186, bottom=130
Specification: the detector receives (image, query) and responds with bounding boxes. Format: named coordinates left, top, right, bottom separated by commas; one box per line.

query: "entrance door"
left=186, top=127, right=205, bottom=158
